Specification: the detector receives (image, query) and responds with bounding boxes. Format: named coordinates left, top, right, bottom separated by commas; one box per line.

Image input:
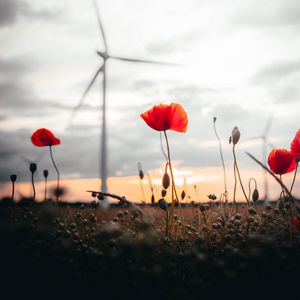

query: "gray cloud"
left=253, top=59, right=300, bottom=84
left=233, top=0, right=300, bottom=27
left=0, top=0, right=59, bottom=27
left=0, top=58, right=70, bottom=118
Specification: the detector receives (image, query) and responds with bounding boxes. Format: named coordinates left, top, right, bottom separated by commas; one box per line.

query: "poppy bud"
left=213, top=117, right=217, bottom=123
left=158, top=198, right=168, bottom=211
left=10, top=174, right=17, bottom=182
left=161, top=189, right=167, bottom=197
left=231, top=126, right=240, bottom=145
left=181, top=190, right=186, bottom=200
left=252, top=188, right=259, bottom=202
left=43, top=169, right=49, bottom=178
left=137, top=162, right=144, bottom=179
left=151, top=194, right=155, bottom=204
left=30, top=163, right=37, bottom=173
left=162, top=172, right=170, bottom=190
left=139, top=170, right=144, bottom=180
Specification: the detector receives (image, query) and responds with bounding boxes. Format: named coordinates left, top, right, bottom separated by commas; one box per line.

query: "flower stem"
left=290, top=162, right=298, bottom=194
left=49, top=146, right=60, bottom=204
left=11, top=182, right=15, bottom=202
left=213, top=119, right=228, bottom=195
left=31, top=172, right=36, bottom=201
left=44, top=177, right=47, bottom=202
left=233, top=145, right=250, bottom=206
left=139, top=178, right=145, bottom=203
left=163, top=131, right=180, bottom=205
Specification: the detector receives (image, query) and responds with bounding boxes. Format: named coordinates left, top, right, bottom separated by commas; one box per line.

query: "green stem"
left=290, top=162, right=298, bottom=194
left=11, top=182, right=15, bottom=202
left=139, top=178, right=145, bottom=203
left=44, top=177, right=47, bottom=202
left=49, top=146, right=60, bottom=204
left=31, top=172, right=36, bottom=201
left=213, top=119, right=227, bottom=195
left=233, top=145, right=250, bottom=206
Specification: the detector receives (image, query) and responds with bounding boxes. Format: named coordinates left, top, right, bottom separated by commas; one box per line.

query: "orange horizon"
left=0, top=166, right=298, bottom=204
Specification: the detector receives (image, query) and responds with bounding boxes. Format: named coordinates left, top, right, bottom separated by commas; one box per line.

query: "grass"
left=0, top=199, right=299, bottom=298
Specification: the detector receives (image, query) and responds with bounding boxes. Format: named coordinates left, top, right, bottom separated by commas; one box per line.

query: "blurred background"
left=0, top=0, right=300, bottom=202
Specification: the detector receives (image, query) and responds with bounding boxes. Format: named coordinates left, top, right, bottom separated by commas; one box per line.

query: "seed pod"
left=162, top=172, right=170, bottom=190
left=137, top=162, right=144, bottom=180
left=158, top=198, right=168, bottom=211
left=181, top=190, right=186, bottom=200
left=43, top=169, right=49, bottom=178
left=252, top=188, right=259, bottom=202
left=231, top=126, right=240, bottom=145
left=30, top=163, right=37, bottom=173
left=139, top=170, right=144, bottom=180
left=10, top=174, right=17, bottom=182
left=161, top=189, right=167, bottom=197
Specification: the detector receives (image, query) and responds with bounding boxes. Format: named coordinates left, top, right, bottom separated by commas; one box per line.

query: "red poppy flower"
left=291, top=215, right=300, bottom=233
left=31, top=128, right=60, bottom=147
left=290, top=130, right=300, bottom=159
left=267, top=149, right=297, bottom=175
left=140, top=103, right=188, bottom=132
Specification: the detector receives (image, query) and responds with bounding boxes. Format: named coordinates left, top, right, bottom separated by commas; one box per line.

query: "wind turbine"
left=69, top=0, right=176, bottom=207
left=243, top=113, right=276, bottom=202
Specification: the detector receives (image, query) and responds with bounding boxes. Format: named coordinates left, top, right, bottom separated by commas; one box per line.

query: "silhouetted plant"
left=43, top=169, right=49, bottom=201
left=31, top=128, right=61, bottom=204
left=30, top=163, right=37, bottom=201
left=137, top=162, right=145, bottom=203
left=10, top=174, right=17, bottom=202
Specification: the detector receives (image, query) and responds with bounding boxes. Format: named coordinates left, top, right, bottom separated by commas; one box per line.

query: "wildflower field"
left=1, top=103, right=300, bottom=298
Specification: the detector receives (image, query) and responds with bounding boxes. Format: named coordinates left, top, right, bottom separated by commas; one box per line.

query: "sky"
left=0, top=0, right=300, bottom=202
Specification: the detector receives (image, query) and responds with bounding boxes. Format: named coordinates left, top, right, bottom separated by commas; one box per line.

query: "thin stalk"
left=213, top=118, right=228, bottom=195
left=163, top=130, right=184, bottom=232
left=49, top=146, right=60, bottom=204
left=44, top=177, right=47, bottom=202
left=11, top=182, right=15, bottom=202
left=163, top=131, right=180, bottom=205
left=232, top=150, right=238, bottom=214
left=139, top=178, right=146, bottom=203
left=31, top=172, right=36, bottom=201
left=160, top=131, right=168, bottom=161
left=290, top=162, right=298, bottom=194
left=233, top=145, right=250, bottom=206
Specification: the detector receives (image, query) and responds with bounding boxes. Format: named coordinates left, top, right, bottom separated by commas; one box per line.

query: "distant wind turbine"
left=243, top=112, right=276, bottom=202
left=69, top=0, right=177, bottom=207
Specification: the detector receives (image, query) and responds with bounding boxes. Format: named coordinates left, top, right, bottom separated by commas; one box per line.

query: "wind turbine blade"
left=111, top=55, right=178, bottom=66
left=68, top=66, right=103, bottom=127
left=263, top=115, right=274, bottom=136
left=93, top=0, right=108, bottom=51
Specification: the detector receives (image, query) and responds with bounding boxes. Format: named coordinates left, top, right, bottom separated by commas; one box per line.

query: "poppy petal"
left=31, top=128, right=61, bottom=147
left=291, top=129, right=300, bottom=158
left=140, top=103, right=188, bottom=133
left=267, top=149, right=297, bottom=175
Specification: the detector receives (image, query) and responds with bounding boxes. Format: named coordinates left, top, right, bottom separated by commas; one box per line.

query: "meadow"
left=1, top=103, right=300, bottom=298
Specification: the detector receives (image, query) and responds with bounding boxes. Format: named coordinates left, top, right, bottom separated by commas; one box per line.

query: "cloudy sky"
left=1, top=0, right=300, bottom=201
